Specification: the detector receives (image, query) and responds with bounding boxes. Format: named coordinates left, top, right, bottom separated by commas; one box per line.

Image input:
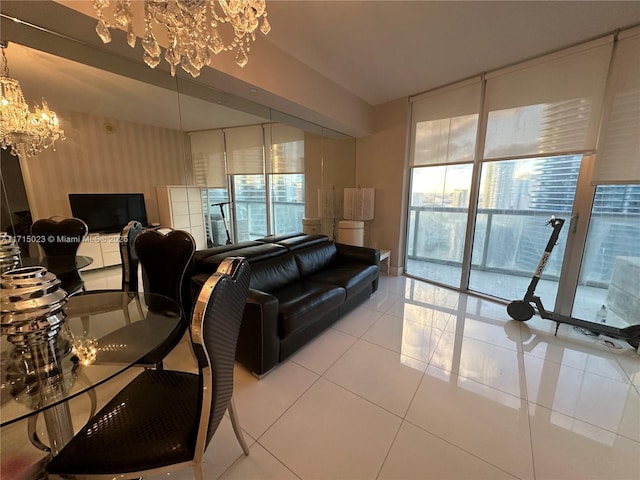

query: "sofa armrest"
left=235, top=288, right=281, bottom=377
left=336, top=243, right=380, bottom=266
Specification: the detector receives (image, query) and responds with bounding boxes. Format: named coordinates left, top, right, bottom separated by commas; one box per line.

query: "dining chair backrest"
left=31, top=217, right=88, bottom=257
left=134, top=227, right=195, bottom=315
left=119, top=220, right=144, bottom=292
left=191, top=256, right=250, bottom=456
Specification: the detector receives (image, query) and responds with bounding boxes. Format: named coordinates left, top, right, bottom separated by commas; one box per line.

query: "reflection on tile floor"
left=2, top=269, right=640, bottom=479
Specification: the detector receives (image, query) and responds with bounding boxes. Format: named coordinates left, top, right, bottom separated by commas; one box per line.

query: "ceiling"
left=264, top=1, right=640, bottom=105
left=3, top=1, right=640, bottom=134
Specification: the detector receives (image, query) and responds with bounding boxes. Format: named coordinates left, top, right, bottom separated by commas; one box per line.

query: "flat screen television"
left=68, top=193, right=148, bottom=233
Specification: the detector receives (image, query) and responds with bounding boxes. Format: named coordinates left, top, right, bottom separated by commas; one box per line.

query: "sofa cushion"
left=255, top=232, right=305, bottom=243
left=277, top=234, right=330, bottom=251
left=194, top=241, right=265, bottom=274
left=308, top=263, right=379, bottom=300
left=294, top=241, right=338, bottom=277
left=250, top=253, right=301, bottom=293
left=194, top=241, right=261, bottom=263
left=274, top=281, right=345, bottom=338
left=199, top=243, right=287, bottom=274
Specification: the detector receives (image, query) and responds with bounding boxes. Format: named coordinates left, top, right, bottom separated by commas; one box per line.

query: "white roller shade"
left=264, top=123, right=305, bottom=174
left=189, top=130, right=226, bottom=188
left=224, top=125, right=265, bottom=175
left=484, top=37, right=613, bottom=159
left=410, top=77, right=481, bottom=166
left=593, top=27, right=640, bottom=184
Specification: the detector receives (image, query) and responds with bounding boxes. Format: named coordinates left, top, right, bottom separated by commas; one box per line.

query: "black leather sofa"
left=191, top=233, right=380, bottom=377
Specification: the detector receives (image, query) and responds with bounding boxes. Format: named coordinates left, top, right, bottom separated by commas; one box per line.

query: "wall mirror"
left=0, top=6, right=356, bottom=255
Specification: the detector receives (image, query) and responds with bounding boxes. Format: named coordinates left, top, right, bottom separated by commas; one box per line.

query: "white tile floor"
left=2, top=268, right=640, bottom=480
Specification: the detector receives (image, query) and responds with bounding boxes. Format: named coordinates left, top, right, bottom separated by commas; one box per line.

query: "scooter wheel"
left=507, top=300, right=534, bottom=321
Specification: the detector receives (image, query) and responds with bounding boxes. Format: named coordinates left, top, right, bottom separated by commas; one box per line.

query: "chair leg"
left=27, top=372, right=98, bottom=452
left=194, top=462, right=205, bottom=480
left=80, top=315, right=90, bottom=336
left=27, top=415, right=50, bottom=453
left=228, top=397, right=249, bottom=456
left=134, top=293, right=145, bottom=319
left=122, top=297, right=132, bottom=325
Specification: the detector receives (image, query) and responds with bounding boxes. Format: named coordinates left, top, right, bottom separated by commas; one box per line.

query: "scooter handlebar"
left=546, top=216, right=565, bottom=227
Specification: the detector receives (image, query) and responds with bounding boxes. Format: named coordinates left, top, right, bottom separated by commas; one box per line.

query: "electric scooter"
left=507, top=216, right=640, bottom=349
left=212, top=201, right=233, bottom=245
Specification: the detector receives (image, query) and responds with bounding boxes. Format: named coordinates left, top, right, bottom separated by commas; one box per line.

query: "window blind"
left=410, top=77, right=481, bottom=167
left=264, top=123, right=305, bottom=174
left=189, top=130, right=227, bottom=188
left=224, top=125, right=265, bottom=175
left=484, top=37, right=613, bottom=160
left=593, top=27, right=640, bottom=184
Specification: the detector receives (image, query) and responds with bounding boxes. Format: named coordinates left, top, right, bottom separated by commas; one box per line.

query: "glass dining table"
left=19, top=255, right=93, bottom=275
left=0, top=290, right=182, bottom=454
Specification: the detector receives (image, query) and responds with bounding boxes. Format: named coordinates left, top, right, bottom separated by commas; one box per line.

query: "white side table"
left=380, top=249, right=391, bottom=274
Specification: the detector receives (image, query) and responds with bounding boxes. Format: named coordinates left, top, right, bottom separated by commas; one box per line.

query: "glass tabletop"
left=20, top=255, right=93, bottom=275
left=0, top=291, right=181, bottom=427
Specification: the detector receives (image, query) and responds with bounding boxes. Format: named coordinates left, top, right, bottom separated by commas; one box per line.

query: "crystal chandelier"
left=93, top=0, right=271, bottom=78
left=0, top=42, right=65, bottom=157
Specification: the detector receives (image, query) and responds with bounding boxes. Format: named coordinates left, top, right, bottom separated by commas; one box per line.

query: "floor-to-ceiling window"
left=265, top=124, right=305, bottom=234
left=406, top=79, right=480, bottom=288
left=468, top=155, right=581, bottom=305
left=406, top=27, right=640, bottom=331
left=190, top=123, right=308, bottom=244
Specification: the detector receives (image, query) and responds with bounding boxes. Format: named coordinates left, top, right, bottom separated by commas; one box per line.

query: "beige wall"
left=356, top=98, right=410, bottom=273
left=22, top=107, right=189, bottom=223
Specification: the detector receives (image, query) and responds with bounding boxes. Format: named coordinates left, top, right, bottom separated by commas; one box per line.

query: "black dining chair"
left=46, top=257, right=251, bottom=480
left=120, top=220, right=144, bottom=316
left=134, top=227, right=196, bottom=368
left=30, top=216, right=88, bottom=295
left=119, top=219, right=145, bottom=321
left=66, top=220, right=146, bottom=336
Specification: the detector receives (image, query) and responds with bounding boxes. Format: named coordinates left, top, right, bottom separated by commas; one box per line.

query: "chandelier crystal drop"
left=93, top=0, right=271, bottom=78
left=0, top=42, right=65, bottom=157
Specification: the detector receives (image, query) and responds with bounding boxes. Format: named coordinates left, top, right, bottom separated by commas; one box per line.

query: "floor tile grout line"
left=251, top=364, right=324, bottom=445
left=525, top=397, right=640, bottom=444
left=425, top=358, right=529, bottom=404
left=611, top=347, right=640, bottom=386
left=519, top=315, right=538, bottom=480
left=215, top=437, right=304, bottom=480
left=255, top=438, right=305, bottom=480
left=400, top=413, right=526, bottom=480
left=289, top=330, right=359, bottom=377
left=356, top=331, right=443, bottom=367
left=520, top=349, right=636, bottom=385
left=319, top=375, right=406, bottom=421
left=373, top=416, right=405, bottom=480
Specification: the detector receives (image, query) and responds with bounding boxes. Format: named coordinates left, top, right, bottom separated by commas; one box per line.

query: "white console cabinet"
left=77, top=233, right=122, bottom=270
left=156, top=185, right=206, bottom=249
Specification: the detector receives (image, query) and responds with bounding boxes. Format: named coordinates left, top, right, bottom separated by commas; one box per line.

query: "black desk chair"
left=46, top=257, right=251, bottom=479
left=30, top=217, right=88, bottom=295
left=135, top=227, right=196, bottom=368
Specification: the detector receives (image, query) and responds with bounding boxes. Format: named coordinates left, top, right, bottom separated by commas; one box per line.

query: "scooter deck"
left=533, top=296, right=640, bottom=346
